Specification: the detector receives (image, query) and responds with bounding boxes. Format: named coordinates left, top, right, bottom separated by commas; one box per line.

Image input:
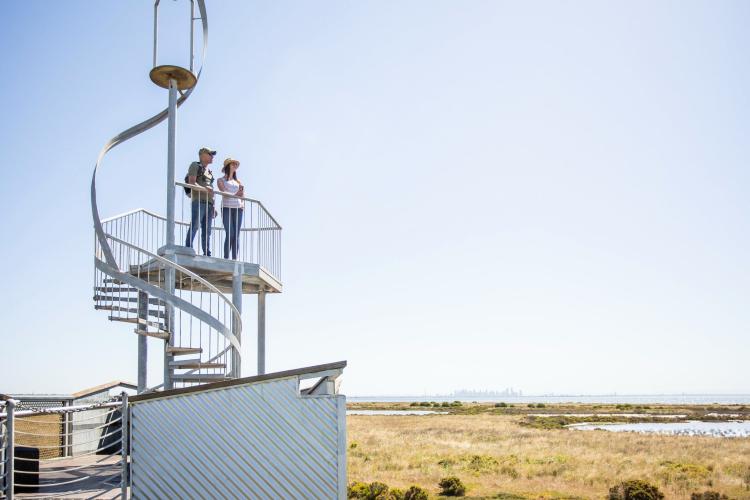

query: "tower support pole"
left=163, top=77, right=178, bottom=390
left=258, top=289, right=266, bottom=375
left=137, top=291, right=148, bottom=393
left=231, top=267, right=243, bottom=378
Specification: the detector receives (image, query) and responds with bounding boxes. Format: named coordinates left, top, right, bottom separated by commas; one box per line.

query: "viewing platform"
left=99, top=179, right=283, bottom=294
left=144, top=245, right=283, bottom=294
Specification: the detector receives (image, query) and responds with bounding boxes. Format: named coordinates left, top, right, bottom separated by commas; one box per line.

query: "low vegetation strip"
left=347, top=409, right=750, bottom=499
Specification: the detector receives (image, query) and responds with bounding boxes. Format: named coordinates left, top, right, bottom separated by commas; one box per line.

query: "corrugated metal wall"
left=130, top=377, right=346, bottom=499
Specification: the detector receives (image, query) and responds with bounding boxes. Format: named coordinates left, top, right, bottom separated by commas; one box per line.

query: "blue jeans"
left=222, top=207, right=244, bottom=260
left=185, top=200, right=213, bottom=255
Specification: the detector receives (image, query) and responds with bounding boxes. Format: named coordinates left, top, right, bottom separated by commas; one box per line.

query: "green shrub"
left=348, top=481, right=402, bottom=499
left=350, top=442, right=358, bottom=449
left=450, top=401, right=462, bottom=407
left=410, top=402, right=419, bottom=407
left=404, top=485, right=429, bottom=500
left=467, top=454, right=498, bottom=473
left=348, top=481, right=371, bottom=499
left=439, top=476, right=466, bottom=496
left=690, top=492, right=728, bottom=500
left=527, top=403, right=535, bottom=408
left=441, top=402, right=451, bottom=407
left=499, top=465, right=519, bottom=479
left=419, top=402, right=430, bottom=407
left=536, top=403, right=546, bottom=408
left=495, top=402, right=508, bottom=408
left=608, top=480, right=665, bottom=500
left=390, top=487, right=405, bottom=500
left=370, top=482, right=390, bottom=498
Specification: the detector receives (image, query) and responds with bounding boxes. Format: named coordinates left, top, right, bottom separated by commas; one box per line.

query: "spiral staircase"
left=90, top=0, right=281, bottom=392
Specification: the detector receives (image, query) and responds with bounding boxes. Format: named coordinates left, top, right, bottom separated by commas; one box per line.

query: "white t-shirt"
left=219, top=178, right=244, bottom=209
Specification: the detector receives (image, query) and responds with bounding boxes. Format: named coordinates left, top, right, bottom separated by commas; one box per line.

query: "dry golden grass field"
left=347, top=406, right=750, bottom=499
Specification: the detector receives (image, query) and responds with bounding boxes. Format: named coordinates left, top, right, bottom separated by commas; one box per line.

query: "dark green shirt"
left=187, top=161, right=215, bottom=203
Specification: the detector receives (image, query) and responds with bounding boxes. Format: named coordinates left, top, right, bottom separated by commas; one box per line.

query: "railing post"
left=5, top=399, right=15, bottom=500
left=120, top=393, right=129, bottom=500
left=62, top=400, right=71, bottom=457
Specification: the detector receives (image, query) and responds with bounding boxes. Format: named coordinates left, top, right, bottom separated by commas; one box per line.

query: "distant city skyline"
left=452, top=388, right=523, bottom=397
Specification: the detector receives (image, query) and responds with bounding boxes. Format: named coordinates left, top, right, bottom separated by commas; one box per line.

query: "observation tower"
left=1, top=2, right=346, bottom=498
left=92, top=0, right=282, bottom=392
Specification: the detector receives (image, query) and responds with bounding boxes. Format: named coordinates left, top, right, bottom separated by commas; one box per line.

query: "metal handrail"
left=0, top=402, right=120, bottom=419
left=13, top=417, right=122, bottom=437
left=175, top=181, right=282, bottom=229
left=101, top=233, right=242, bottom=350
left=13, top=440, right=123, bottom=463
left=102, top=207, right=279, bottom=232
left=14, top=427, right=122, bottom=451
left=13, top=468, right=121, bottom=489
left=24, top=455, right=121, bottom=476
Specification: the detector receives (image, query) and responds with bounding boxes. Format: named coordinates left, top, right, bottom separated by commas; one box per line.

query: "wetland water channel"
left=569, top=420, right=750, bottom=437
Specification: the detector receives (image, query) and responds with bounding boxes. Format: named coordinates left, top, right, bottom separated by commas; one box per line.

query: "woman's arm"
left=217, top=178, right=226, bottom=191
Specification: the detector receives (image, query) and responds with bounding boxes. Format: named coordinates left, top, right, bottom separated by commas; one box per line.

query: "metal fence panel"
left=130, top=377, right=345, bottom=499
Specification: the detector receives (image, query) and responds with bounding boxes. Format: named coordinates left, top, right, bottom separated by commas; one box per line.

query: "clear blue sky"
left=1, top=1, right=748, bottom=396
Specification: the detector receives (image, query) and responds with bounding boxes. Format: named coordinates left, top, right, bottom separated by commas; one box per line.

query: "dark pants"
left=222, top=207, right=244, bottom=260
left=185, top=200, right=213, bottom=255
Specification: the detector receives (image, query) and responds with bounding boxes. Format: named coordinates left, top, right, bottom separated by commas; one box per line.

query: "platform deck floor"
left=16, top=454, right=124, bottom=499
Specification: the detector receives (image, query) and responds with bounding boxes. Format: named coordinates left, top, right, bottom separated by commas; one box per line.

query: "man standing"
left=184, top=147, right=216, bottom=255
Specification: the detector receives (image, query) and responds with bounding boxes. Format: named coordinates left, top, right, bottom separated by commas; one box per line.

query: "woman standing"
left=217, top=158, right=245, bottom=260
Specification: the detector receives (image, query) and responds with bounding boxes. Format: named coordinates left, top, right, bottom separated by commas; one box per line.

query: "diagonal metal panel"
left=130, top=376, right=345, bottom=499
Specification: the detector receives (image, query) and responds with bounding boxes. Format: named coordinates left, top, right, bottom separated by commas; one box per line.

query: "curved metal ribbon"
left=90, top=2, right=242, bottom=348
left=92, top=0, right=208, bottom=265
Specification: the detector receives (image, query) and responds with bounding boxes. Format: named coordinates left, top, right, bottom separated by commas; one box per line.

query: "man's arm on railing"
left=186, top=163, right=213, bottom=195
left=186, top=161, right=199, bottom=186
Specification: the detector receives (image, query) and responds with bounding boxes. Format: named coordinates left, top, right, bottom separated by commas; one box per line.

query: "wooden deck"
left=16, top=455, right=124, bottom=499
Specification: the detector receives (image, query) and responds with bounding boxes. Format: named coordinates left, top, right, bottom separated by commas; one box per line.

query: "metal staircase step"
left=168, top=357, right=201, bottom=365
left=95, top=286, right=138, bottom=293
left=166, top=346, right=203, bottom=355
left=134, top=329, right=170, bottom=340
left=108, top=316, right=167, bottom=331
left=93, top=295, right=166, bottom=306
left=148, top=309, right=167, bottom=319
left=171, top=374, right=231, bottom=382
left=95, top=305, right=138, bottom=314
left=103, top=278, right=127, bottom=284
left=170, top=359, right=227, bottom=369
